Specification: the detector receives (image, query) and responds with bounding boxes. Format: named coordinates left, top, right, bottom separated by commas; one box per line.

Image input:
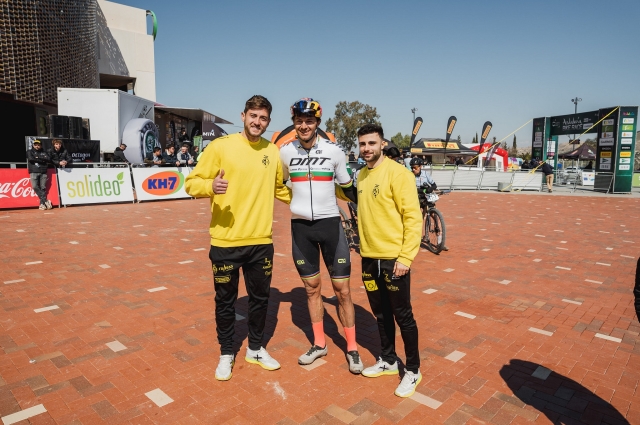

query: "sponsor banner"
left=603, top=119, right=615, bottom=126
left=533, top=141, right=542, bottom=147
left=619, top=165, right=630, bottom=170
left=57, top=168, right=134, bottom=205
left=549, top=111, right=599, bottom=135
left=0, top=169, right=60, bottom=209
left=619, top=151, right=631, bottom=157
left=599, top=138, right=614, bottom=146
left=601, top=152, right=612, bottom=158
left=535, top=132, right=542, bottom=137
left=602, top=132, right=614, bottom=138
left=621, top=132, right=633, bottom=137
left=131, top=167, right=194, bottom=201
left=621, top=124, right=634, bottom=131
left=621, top=138, right=632, bottom=144
left=619, top=158, right=631, bottom=164
left=622, top=118, right=634, bottom=124
left=600, top=164, right=611, bottom=170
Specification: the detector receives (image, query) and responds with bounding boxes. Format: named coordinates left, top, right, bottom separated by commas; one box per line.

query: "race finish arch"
left=531, top=106, right=638, bottom=193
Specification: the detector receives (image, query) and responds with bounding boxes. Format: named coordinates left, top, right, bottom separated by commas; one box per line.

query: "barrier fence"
left=0, top=163, right=195, bottom=209
left=1, top=162, right=631, bottom=210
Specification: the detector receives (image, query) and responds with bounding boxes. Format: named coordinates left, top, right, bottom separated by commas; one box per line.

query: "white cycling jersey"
left=280, top=136, right=352, bottom=220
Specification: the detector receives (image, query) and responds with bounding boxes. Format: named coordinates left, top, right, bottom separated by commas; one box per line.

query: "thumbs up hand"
left=213, top=169, right=228, bottom=194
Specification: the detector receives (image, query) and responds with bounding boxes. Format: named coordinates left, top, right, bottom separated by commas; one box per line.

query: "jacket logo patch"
left=386, top=284, right=400, bottom=292
left=263, top=258, right=272, bottom=269
left=362, top=272, right=372, bottom=278
left=215, top=276, right=231, bottom=283
left=373, top=184, right=380, bottom=198
left=296, top=260, right=305, bottom=265
left=315, top=150, right=322, bottom=154
left=262, top=155, right=270, bottom=167
left=337, top=258, right=346, bottom=264
left=364, top=280, right=378, bottom=291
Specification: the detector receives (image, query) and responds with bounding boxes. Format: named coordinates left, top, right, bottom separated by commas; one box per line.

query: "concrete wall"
left=97, top=0, right=156, bottom=101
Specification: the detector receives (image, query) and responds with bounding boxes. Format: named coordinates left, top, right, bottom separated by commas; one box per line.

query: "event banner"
left=131, top=167, right=194, bottom=201
left=0, top=169, right=59, bottom=209
left=57, top=168, right=134, bottom=205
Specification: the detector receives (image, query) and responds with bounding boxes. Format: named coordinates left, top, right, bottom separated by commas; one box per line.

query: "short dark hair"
left=153, top=147, right=161, bottom=153
left=120, top=143, right=127, bottom=148
left=181, top=143, right=190, bottom=148
left=357, top=123, right=384, bottom=139
left=244, top=95, right=272, bottom=116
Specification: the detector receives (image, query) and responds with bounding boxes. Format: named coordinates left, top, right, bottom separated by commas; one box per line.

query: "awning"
left=558, top=143, right=596, bottom=160
left=410, top=138, right=477, bottom=155
left=154, top=106, right=233, bottom=125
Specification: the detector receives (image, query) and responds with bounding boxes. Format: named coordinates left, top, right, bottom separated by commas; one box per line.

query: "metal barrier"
left=427, top=167, right=543, bottom=192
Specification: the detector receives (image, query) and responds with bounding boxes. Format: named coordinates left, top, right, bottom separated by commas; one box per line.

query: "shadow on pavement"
left=499, top=359, right=629, bottom=425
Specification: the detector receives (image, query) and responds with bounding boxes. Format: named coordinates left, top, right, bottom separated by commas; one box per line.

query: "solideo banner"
left=0, top=169, right=60, bottom=209
left=57, top=168, right=134, bottom=205
left=131, top=167, right=193, bottom=201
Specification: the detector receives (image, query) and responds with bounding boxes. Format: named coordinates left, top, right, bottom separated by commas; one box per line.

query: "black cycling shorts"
left=291, top=216, right=351, bottom=279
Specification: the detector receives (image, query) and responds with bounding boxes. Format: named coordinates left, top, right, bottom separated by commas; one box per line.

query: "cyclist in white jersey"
left=279, top=98, right=362, bottom=373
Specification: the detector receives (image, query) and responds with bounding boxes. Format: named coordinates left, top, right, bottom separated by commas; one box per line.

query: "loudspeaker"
left=48, top=115, right=69, bottom=138
left=68, top=116, right=83, bottom=139
left=82, top=118, right=91, bottom=139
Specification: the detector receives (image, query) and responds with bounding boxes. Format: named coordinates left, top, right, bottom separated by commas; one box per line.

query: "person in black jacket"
left=144, top=147, right=165, bottom=167
left=27, top=140, right=52, bottom=210
left=47, top=139, right=72, bottom=168
left=541, top=161, right=554, bottom=192
left=162, top=145, right=180, bottom=167
left=112, top=144, right=129, bottom=164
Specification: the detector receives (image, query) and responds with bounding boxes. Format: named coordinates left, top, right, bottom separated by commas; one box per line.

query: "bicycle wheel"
left=425, top=208, right=446, bottom=254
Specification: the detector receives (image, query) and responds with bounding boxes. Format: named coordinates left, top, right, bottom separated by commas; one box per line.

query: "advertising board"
left=57, top=168, right=134, bottom=205
left=0, top=169, right=59, bottom=209
left=131, top=167, right=194, bottom=201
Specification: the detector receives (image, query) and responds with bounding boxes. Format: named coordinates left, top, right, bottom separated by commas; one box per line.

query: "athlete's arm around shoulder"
left=330, top=143, right=357, bottom=202
left=391, top=165, right=422, bottom=267
left=279, top=143, right=292, bottom=182
left=273, top=145, right=292, bottom=204
left=185, top=140, right=222, bottom=198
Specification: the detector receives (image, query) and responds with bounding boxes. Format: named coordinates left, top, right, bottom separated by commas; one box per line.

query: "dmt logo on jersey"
left=142, top=171, right=184, bottom=195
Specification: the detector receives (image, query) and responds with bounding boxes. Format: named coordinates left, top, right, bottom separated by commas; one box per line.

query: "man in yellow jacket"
left=355, top=123, right=423, bottom=398
left=185, top=95, right=291, bottom=381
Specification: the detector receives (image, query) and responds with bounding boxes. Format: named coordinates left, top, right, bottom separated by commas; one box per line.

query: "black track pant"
left=361, top=257, right=420, bottom=373
left=209, top=244, right=274, bottom=355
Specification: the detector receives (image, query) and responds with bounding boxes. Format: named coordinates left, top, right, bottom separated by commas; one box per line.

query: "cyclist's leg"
left=291, top=219, right=324, bottom=347
left=318, top=217, right=354, bottom=328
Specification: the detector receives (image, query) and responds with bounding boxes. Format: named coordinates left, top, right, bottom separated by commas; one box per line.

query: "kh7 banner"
left=0, top=169, right=59, bottom=209
left=57, top=168, right=134, bottom=205
left=131, top=167, right=194, bottom=201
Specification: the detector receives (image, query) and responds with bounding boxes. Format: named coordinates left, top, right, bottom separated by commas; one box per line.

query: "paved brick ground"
left=0, top=192, right=638, bottom=424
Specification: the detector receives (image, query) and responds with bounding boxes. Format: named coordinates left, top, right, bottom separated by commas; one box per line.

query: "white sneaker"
left=361, top=357, right=399, bottom=377
left=394, top=369, right=422, bottom=398
left=298, top=345, right=327, bottom=365
left=245, top=347, right=281, bottom=371
left=45, top=200, right=52, bottom=209
left=347, top=351, right=363, bottom=374
left=39, top=204, right=46, bottom=210
left=215, top=354, right=234, bottom=381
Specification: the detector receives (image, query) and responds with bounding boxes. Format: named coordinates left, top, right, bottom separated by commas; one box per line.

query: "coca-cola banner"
left=0, top=169, right=60, bottom=209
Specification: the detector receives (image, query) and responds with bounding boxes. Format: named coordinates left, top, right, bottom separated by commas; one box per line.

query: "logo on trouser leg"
left=215, top=276, right=231, bottom=283
left=263, top=258, right=272, bottom=269
left=212, top=264, right=234, bottom=274
left=364, top=280, right=378, bottom=291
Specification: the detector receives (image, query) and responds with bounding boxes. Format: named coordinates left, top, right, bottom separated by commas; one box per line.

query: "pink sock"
left=312, top=321, right=325, bottom=348
left=344, top=326, right=357, bottom=352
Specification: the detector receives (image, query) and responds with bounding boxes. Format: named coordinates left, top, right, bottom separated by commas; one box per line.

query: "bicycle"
left=420, top=188, right=449, bottom=254
left=339, top=202, right=359, bottom=250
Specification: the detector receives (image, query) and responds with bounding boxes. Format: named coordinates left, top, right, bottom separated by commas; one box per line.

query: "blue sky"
left=115, top=0, right=639, bottom=146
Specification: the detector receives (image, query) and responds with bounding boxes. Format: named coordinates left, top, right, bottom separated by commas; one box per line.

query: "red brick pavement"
left=0, top=192, right=638, bottom=424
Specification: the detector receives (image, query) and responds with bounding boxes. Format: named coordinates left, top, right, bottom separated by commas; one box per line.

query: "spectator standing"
left=113, top=144, right=128, bottom=164
left=26, top=140, right=52, bottom=210
left=403, top=153, right=412, bottom=170
left=348, top=151, right=356, bottom=162
left=455, top=157, right=464, bottom=166
left=163, top=145, right=180, bottom=167
left=179, top=128, right=190, bottom=144
left=47, top=139, right=72, bottom=168
left=542, top=161, right=554, bottom=192
left=144, top=147, right=165, bottom=167
left=177, top=143, right=194, bottom=166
